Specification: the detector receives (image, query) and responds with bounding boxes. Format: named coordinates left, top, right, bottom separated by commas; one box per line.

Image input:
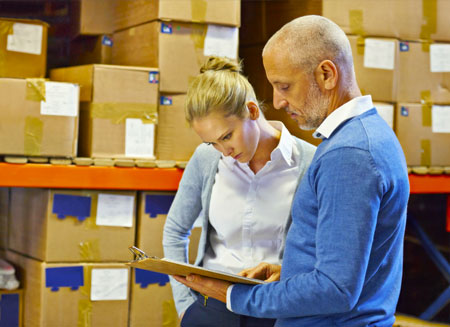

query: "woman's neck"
left=249, top=119, right=281, bottom=173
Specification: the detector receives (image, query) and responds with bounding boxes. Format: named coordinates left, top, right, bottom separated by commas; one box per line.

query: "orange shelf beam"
left=409, top=174, right=450, bottom=194
left=0, top=163, right=183, bottom=190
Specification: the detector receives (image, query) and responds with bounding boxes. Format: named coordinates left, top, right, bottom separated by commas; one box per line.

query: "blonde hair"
left=185, top=56, right=258, bottom=124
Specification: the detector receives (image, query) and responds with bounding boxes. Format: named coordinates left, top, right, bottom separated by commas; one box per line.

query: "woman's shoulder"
left=189, top=143, right=221, bottom=168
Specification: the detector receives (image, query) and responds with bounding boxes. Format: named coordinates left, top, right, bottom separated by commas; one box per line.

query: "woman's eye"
left=206, top=142, right=214, bottom=146
left=222, top=133, right=232, bottom=141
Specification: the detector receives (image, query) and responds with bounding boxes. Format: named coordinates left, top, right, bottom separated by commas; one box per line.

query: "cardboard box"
left=70, top=0, right=115, bottom=36
left=50, top=64, right=159, bottom=158
left=323, top=0, right=450, bottom=42
left=157, top=95, right=202, bottom=161
left=397, top=41, right=450, bottom=104
left=137, top=192, right=201, bottom=264
left=0, top=18, right=48, bottom=78
left=373, top=102, right=394, bottom=130
left=129, top=269, right=179, bottom=327
left=0, top=78, right=79, bottom=157
left=395, top=103, right=450, bottom=166
left=69, top=35, right=113, bottom=66
left=348, top=35, right=399, bottom=102
left=8, top=188, right=136, bottom=262
left=112, top=21, right=238, bottom=93
left=0, top=289, right=23, bottom=327
left=0, top=188, right=9, bottom=250
left=114, top=0, right=240, bottom=31
left=5, top=251, right=129, bottom=327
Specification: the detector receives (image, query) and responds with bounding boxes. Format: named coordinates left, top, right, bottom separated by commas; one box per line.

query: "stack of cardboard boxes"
left=0, top=18, right=79, bottom=160
left=1, top=187, right=200, bottom=326
left=323, top=0, right=450, bottom=167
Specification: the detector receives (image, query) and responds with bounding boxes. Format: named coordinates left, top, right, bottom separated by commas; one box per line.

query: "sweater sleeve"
left=162, top=146, right=206, bottom=315
left=229, top=147, right=384, bottom=318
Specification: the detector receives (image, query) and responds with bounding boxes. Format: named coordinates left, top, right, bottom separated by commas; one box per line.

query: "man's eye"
left=222, top=133, right=232, bottom=141
left=280, top=85, right=289, bottom=91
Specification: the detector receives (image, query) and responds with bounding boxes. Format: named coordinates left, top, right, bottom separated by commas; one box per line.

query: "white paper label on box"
left=96, top=193, right=134, bottom=227
left=363, top=39, right=395, bottom=70
left=7, top=23, right=43, bottom=55
left=430, top=44, right=450, bottom=73
left=125, top=118, right=155, bottom=158
left=432, top=105, right=450, bottom=133
left=375, top=103, right=394, bottom=129
left=203, top=25, right=238, bottom=60
left=91, top=268, right=128, bottom=301
left=40, top=82, right=79, bottom=117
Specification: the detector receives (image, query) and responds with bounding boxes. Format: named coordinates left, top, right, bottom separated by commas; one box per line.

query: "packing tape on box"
left=162, top=299, right=179, bottom=327
left=191, top=0, right=207, bottom=23
left=79, top=240, right=101, bottom=262
left=356, top=36, right=365, bottom=55
left=349, top=10, right=365, bottom=36
left=421, top=90, right=433, bottom=127
left=24, top=116, right=43, bottom=156
left=89, top=103, right=157, bottom=124
left=421, top=139, right=431, bottom=166
left=420, top=0, right=437, bottom=41
left=78, top=299, right=92, bottom=327
left=26, top=78, right=46, bottom=101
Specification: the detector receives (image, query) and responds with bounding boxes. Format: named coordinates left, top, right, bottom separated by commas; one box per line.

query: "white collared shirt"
left=202, top=121, right=300, bottom=274
left=313, top=95, right=374, bottom=139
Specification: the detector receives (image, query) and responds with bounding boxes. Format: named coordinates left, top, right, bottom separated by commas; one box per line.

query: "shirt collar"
left=313, top=95, right=374, bottom=139
left=221, top=120, right=295, bottom=170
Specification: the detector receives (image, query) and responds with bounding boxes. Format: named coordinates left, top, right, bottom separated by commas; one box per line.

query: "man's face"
left=263, top=49, right=330, bottom=130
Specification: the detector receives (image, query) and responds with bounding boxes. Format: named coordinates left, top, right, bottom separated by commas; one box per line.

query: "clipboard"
left=127, top=246, right=265, bottom=285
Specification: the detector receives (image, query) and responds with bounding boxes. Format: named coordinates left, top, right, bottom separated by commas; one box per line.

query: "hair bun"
left=200, top=56, right=242, bottom=74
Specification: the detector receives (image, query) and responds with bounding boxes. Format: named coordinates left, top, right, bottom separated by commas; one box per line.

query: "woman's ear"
left=247, top=101, right=260, bottom=120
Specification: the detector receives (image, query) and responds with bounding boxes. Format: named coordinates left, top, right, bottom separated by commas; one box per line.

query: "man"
left=174, top=15, right=409, bottom=327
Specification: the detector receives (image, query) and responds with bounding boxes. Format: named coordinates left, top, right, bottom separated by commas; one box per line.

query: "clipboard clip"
left=129, top=246, right=149, bottom=260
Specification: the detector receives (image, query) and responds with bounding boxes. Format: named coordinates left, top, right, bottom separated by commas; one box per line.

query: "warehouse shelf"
left=0, top=163, right=183, bottom=190
left=0, top=162, right=448, bottom=192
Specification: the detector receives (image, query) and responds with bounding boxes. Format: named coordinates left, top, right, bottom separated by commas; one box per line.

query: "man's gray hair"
left=263, top=15, right=354, bottom=82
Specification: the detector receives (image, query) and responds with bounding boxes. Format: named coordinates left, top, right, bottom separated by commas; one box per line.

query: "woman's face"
left=192, top=109, right=260, bottom=163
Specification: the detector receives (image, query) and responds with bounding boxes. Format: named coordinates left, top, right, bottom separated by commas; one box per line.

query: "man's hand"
left=238, top=262, right=281, bottom=282
left=173, top=274, right=232, bottom=303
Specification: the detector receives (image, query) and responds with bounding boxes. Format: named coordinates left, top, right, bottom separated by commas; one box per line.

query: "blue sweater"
left=229, top=109, right=409, bottom=327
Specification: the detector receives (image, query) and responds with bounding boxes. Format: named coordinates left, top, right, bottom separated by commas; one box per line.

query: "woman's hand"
left=238, top=262, right=281, bottom=282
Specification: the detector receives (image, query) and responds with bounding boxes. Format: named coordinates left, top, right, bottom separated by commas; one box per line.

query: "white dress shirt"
left=202, top=121, right=302, bottom=275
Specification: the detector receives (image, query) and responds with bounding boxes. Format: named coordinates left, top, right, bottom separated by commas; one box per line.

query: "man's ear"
left=247, top=101, right=260, bottom=120
left=315, top=60, right=338, bottom=91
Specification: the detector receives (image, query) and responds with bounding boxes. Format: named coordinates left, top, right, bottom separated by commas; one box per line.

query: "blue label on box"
left=46, top=266, right=84, bottom=292
left=401, top=106, right=409, bottom=116
left=135, top=268, right=169, bottom=288
left=149, top=71, right=159, bottom=84
left=399, top=41, right=409, bottom=52
left=0, top=293, right=19, bottom=327
left=52, top=193, right=91, bottom=222
left=160, top=96, right=173, bottom=106
left=102, top=35, right=113, bottom=47
left=161, top=23, right=173, bottom=34
left=145, top=194, right=175, bottom=218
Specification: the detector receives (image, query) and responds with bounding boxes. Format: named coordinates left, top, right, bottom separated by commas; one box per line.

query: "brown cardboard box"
left=0, top=188, right=9, bottom=250
left=0, top=78, right=79, bottom=157
left=348, top=35, right=399, bottom=102
left=0, top=289, right=23, bottom=327
left=240, top=0, right=321, bottom=46
left=323, top=0, right=450, bottom=42
left=69, top=35, right=113, bottom=66
left=70, top=0, right=115, bottom=36
left=114, top=0, right=240, bottom=31
left=397, top=41, right=450, bottom=104
left=136, top=192, right=201, bottom=264
left=129, top=269, right=179, bottom=327
left=6, top=251, right=129, bottom=327
left=8, top=188, right=136, bottom=262
left=112, top=21, right=238, bottom=93
left=50, top=64, right=159, bottom=158
left=0, top=18, right=48, bottom=78
left=395, top=103, right=450, bottom=166
left=373, top=102, right=394, bottom=130
left=157, top=94, right=202, bottom=161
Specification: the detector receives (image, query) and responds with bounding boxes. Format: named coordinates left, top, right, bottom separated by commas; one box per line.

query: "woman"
left=162, top=56, right=315, bottom=327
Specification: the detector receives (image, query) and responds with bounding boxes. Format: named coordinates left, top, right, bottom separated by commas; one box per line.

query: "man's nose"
left=273, top=90, right=288, bottom=110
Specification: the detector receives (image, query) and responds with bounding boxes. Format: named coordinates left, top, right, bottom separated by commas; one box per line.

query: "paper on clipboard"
left=127, top=246, right=264, bottom=285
